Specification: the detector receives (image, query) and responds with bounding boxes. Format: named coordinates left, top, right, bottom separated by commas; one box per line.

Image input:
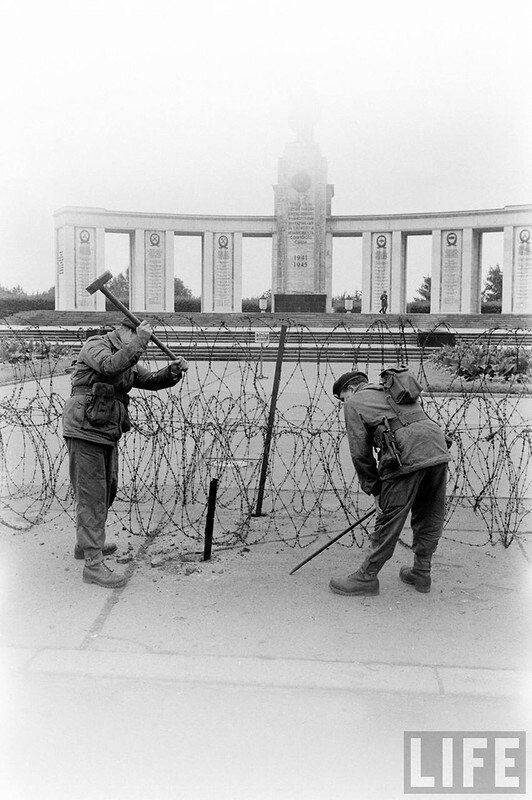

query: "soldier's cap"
left=332, top=371, right=368, bottom=399
left=118, top=316, right=138, bottom=331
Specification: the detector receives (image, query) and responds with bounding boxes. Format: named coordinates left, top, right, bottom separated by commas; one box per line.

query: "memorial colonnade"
left=54, top=204, right=531, bottom=315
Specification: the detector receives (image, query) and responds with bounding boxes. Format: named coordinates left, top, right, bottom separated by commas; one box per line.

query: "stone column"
left=390, top=230, right=406, bottom=313
left=430, top=230, right=442, bottom=314
left=271, top=231, right=278, bottom=312
left=55, top=224, right=75, bottom=310
left=368, top=232, right=392, bottom=314
left=325, top=232, right=333, bottom=313
left=361, top=232, right=372, bottom=313
left=72, top=226, right=102, bottom=311
left=201, top=231, right=214, bottom=312
left=461, top=228, right=481, bottom=313
left=208, top=232, right=241, bottom=312
left=130, top=229, right=145, bottom=311
left=144, top=230, right=169, bottom=312
left=509, top=226, right=532, bottom=314
left=129, top=229, right=173, bottom=312
left=165, top=230, right=175, bottom=311
left=233, top=232, right=243, bottom=313
left=502, top=226, right=514, bottom=314
left=441, top=229, right=463, bottom=313
left=94, top=228, right=106, bottom=311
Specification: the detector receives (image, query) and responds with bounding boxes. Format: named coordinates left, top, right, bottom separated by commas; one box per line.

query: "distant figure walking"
left=379, top=291, right=388, bottom=314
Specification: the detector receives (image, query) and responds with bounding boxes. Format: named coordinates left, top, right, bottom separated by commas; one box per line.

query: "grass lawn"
left=0, top=356, right=75, bottom=387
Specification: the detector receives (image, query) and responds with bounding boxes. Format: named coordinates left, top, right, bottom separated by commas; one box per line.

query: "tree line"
left=0, top=265, right=503, bottom=315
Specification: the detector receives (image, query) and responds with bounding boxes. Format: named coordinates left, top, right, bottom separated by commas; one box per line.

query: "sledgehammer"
left=86, top=270, right=187, bottom=367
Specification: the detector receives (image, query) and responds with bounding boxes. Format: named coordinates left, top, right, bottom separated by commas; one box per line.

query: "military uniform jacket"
left=62, top=330, right=182, bottom=445
left=343, top=383, right=450, bottom=496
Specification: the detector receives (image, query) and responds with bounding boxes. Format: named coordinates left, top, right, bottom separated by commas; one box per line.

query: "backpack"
left=380, top=367, right=422, bottom=405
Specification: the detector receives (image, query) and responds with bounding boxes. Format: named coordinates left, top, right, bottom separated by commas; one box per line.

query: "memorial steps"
left=2, top=311, right=530, bottom=364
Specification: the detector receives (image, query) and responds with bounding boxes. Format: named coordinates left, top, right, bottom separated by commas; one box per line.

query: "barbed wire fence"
left=0, top=317, right=530, bottom=551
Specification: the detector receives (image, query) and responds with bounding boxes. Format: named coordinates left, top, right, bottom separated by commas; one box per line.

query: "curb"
left=2, top=647, right=528, bottom=699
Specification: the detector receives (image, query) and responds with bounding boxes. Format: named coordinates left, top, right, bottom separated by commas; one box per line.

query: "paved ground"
left=0, top=508, right=530, bottom=800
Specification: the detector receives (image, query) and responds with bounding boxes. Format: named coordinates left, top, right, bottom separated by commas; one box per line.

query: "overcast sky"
left=1, top=0, right=530, bottom=300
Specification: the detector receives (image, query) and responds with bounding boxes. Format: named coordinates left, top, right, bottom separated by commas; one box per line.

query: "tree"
left=482, top=264, right=502, bottom=303
left=414, top=276, right=431, bottom=303
left=0, top=284, right=25, bottom=297
left=104, top=272, right=193, bottom=302
left=174, top=277, right=192, bottom=299
left=103, top=269, right=129, bottom=310
left=106, top=269, right=129, bottom=301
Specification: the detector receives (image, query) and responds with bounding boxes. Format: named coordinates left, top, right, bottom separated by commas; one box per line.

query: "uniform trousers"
left=66, top=437, right=118, bottom=564
left=360, top=463, right=447, bottom=575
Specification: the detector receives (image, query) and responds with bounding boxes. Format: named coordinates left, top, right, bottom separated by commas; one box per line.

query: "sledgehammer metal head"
left=85, top=269, right=135, bottom=325
left=85, top=269, right=188, bottom=369
left=86, top=271, right=114, bottom=295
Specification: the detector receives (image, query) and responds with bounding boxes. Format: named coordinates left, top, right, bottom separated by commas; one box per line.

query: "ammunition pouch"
left=72, top=383, right=130, bottom=431
left=85, top=382, right=115, bottom=427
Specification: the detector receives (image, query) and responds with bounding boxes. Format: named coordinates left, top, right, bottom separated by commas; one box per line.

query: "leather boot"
left=399, top=562, right=431, bottom=593
left=83, top=561, right=127, bottom=588
left=75, top=542, right=117, bottom=560
left=329, top=569, right=379, bottom=596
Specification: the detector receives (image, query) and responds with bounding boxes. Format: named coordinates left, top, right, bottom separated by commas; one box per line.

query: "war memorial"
left=54, top=122, right=531, bottom=316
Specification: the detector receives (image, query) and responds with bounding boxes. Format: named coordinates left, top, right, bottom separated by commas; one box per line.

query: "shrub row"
left=429, top=342, right=532, bottom=382
left=0, top=339, right=72, bottom=364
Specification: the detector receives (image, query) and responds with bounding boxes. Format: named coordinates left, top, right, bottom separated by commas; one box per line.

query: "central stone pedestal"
left=274, top=293, right=327, bottom=313
left=272, top=130, right=333, bottom=313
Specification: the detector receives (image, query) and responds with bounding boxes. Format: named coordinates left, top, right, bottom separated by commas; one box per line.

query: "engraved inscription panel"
left=514, top=227, right=531, bottom=313
left=371, top=233, right=391, bottom=312
left=75, top=227, right=96, bottom=309
left=145, top=231, right=165, bottom=311
left=213, top=233, right=234, bottom=312
left=440, top=229, right=462, bottom=312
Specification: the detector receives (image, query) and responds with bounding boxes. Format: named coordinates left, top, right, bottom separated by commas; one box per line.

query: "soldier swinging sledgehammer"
left=62, top=272, right=188, bottom=588
left=328, top=367, right=450, bottom=596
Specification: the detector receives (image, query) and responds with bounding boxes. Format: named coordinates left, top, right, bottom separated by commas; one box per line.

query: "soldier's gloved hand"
left=136, top=320, right=153, bottom=346
left=170, top=356, right=188, bottom=377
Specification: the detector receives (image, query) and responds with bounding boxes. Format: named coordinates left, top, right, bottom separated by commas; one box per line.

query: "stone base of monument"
left=274, top=294, right=327, bottom=313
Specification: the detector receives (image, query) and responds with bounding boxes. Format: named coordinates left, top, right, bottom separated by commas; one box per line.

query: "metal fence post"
left=252, top=324, right=288, bottom=516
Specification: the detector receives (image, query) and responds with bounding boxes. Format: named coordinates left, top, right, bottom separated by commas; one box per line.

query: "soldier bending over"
left=330, top=368, right=449, bottom=596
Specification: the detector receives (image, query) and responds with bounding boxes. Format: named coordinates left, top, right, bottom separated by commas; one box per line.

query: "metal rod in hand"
left=252, top=325, right=288, bottom=516
left=289, top=508, right=376, bottom=575
left=85, top=271, right=179, bottom=361
left=203, top=478, right=218, bottom=561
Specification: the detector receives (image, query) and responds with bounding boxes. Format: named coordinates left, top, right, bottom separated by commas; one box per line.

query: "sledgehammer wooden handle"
left=86, top=270, right=184, bottom=364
